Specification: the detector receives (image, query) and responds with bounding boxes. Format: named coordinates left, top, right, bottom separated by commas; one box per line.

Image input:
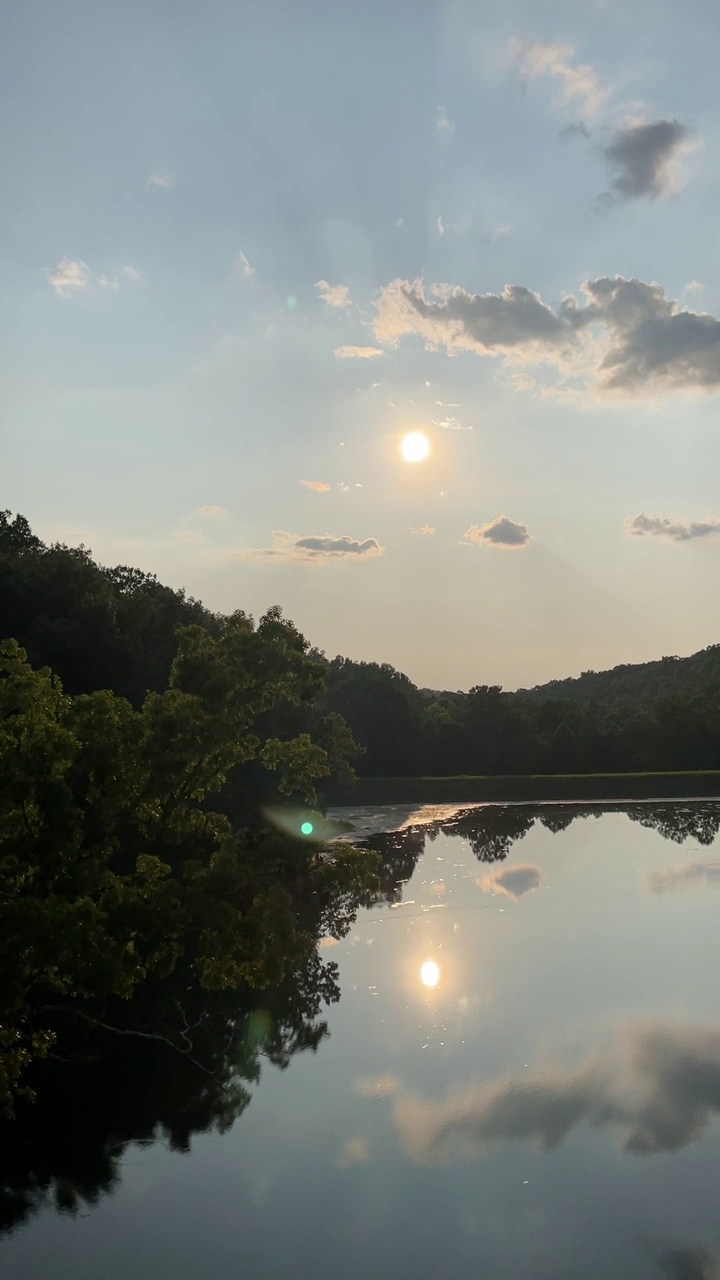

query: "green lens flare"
left=300, top=821, right=314, bottom=836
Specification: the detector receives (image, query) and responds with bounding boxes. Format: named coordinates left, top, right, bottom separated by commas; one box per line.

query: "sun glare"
left=420, top=959, right=440, bottom=988
left=401, top=431, right=430, bottom=463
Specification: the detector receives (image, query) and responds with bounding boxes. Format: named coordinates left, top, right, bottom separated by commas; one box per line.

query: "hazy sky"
left=4, top=0, right=720, bottom=690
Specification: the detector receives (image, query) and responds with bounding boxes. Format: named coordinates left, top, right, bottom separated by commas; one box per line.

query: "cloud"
left=195, top=505, right=231, bottom=520
left=478, top=864, right=542, bottom=899
left=173, top=529, right=206, bottom=544
left=393, top=1018, right=720, bottom=1163
left=315, top=280, right=351, bottom=309
left=235, top=252, right=254, bottom=279
left=646, top=862, right=720, bottom=894
left=602, top=119, right=693, bottom=202
left=354, top=1074, right=401, bottom=1099
left=437, top=215, right=446, bottom=237
left=334, top=345, right=384, bottom=360
left=626, top=513, right=720, bottom=542
left=244, top=530, right=384, bottom=562
left=148, top=169, right=174, bottom=188
left=300, top=480, right=332, bottom=492
left=660, top=1247, right=720, bottom=1279
left=512, top=40, right=610, bottom=120
left=374, top=274, right=720, bottom=398
left=410, top=525, right=436, bottom=536
left=432, top=416, right=473, bottom=430
left=45, top=259, right=140, bottom=296
left=337, top=1137, right=369, bottom=1167
left=464, top=516, right=531, bottom=548
left=436, top=105, right=454, bottom=137
left=45, top=259, right=90, bottom=295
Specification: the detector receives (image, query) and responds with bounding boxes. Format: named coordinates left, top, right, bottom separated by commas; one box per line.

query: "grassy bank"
left=325, top=771, right=720, bottom=806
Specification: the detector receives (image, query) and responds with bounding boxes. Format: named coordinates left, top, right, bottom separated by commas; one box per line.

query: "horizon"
left=5, top=0, right=720, bottom=690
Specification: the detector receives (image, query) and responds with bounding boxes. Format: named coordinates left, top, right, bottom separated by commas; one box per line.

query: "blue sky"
left=4, top=0, right=720, bottom=689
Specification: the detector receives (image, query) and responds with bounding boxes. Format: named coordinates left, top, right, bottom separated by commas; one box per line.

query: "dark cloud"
left=464, top=516, right=531, bottom=548
left=560, top=121, right=591, bottom=140
left=393, top=1019, right=720, bottom=1163
left=478, top=864, right=542, bottom=899
left=374, top=274, right=720, bottom=397
left=627, top=513, right=720, bottom=542
left=245, top=531, right=383, bottom=561
left=660, top=1247, right=720, bottom=1280
left=602, top=119, right=691, bottom=202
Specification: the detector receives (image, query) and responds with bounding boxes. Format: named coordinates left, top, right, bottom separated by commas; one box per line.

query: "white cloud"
left=432, top=416, right=473, bottom=431
left=334, top=345, right=384, bottom=360
left=464, top=516, right=531, bottom=548
left=512, top=39, right=610, bottom=120
left=45, top=259, right=90, bottom=295
left=244, top=530, right=384, bottom=562
left=315, top=280, right=351, bottom=309
left=148, top=169, right=174, bottom=188
left=235, top=252, right=254, bottom=279
left=45, top=258, right=140, bottom=297
left=410, top=525, right=436, bottom=536
left=195, top=505, right=231, bottom=520
left=626, top=512, right=720, bottom=542
left=300, top=480, right=332, bottom=492
left=436, top=105, right=454, bottom=137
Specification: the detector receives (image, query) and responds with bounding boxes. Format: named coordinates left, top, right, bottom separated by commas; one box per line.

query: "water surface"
left=3, top=801, right=720, bottom=1279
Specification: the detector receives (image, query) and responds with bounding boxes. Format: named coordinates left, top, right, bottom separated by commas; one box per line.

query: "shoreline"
left=324, top=771, right=720, bottom=806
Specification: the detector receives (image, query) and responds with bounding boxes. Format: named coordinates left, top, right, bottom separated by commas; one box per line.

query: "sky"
left=4, top=0, right=720, bottom=691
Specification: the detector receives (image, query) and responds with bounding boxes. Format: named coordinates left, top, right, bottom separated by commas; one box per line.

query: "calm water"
left=4, top=801, right=720, bottom=1279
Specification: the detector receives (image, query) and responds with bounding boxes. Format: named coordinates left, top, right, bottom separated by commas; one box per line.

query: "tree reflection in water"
left=3, top=800, right=720, bottom=1240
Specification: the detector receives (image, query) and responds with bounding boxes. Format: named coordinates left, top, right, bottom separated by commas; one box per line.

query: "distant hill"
left=520, top=645, right=720, bottom=707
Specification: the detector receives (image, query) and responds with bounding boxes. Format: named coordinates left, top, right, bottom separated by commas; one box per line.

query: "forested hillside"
left=3, top=509, right=720, bottom=783
left=520, top=648, right=720, bottom=708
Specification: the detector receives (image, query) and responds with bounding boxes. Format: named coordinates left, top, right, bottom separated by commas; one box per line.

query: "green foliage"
left=0, top=605, right=376, bottom=1116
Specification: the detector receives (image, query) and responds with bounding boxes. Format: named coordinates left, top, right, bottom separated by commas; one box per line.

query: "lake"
left=3, top=801, right=720, bottom=1279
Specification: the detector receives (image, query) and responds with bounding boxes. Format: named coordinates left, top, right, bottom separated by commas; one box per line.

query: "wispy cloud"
left=45, top=259, right=141, bottom=297
left=432, top=416, right=473, bottom=431
left=173, top=529, right=207, bottom=544
left=243, top=530, right=384, bottom=562
left=354, top=1075, right=401, bottom=1099
left=512, top=39, right=610, bottom=120
left=436, top=105, right=454, bottom=137
left=626, top=513, right=720, bottom=542
left=646, top=862, right=720, bottom=895
left=601, top=119, right=694, bottom=203
left=410, top=525, right=436, bottom=536
left=300, top=480, right=332, bottom=492
left=195, top=505, right=231, bottom=520
left=337, top=1137, right=369, bottom=1167
left=315, top=280, right=351, bottom=309
left=464, top=516, right=531, bottom=548
left=234, top=251, right=254, bottom=279
left=148, top=169, right=174, bottom=189
left=334, top=345, right=384, bottom=360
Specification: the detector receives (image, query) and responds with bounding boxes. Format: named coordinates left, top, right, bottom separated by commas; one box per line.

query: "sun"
left=401, top=431, right=430, bottom=463
left=420, top=959, right=440, bottom=988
